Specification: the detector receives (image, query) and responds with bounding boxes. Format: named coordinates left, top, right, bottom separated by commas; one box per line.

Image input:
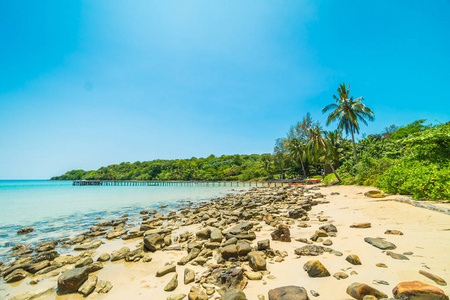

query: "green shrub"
left=377, top=161, right=450, bottom=200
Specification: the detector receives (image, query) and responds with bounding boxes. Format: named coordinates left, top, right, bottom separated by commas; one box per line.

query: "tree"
left=287, top=137, right=308, bottom=178
left=322, top=83, right=374, bottom=163
left=306, top=122, right=341, bottom=182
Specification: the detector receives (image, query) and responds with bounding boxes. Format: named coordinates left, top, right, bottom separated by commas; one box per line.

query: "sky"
left=1, top=1, right=449, bottom=179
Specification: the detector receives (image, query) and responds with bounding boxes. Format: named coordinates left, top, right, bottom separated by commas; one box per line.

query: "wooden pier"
left=72, top=180, right=292, bottom=187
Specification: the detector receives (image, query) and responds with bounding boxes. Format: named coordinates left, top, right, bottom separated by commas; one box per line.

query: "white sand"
left=3, top=185, right=449, bottom=299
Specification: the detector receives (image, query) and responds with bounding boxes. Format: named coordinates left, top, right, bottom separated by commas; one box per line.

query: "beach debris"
left=393, top=281, right=449, bottom=300
left=385, top=229, right=403, bottom=235
left=386, top=251, right=409, bottom=260
left=419, top=270, right=447, bottom=286
left=350, top=223, right=371, bottom=228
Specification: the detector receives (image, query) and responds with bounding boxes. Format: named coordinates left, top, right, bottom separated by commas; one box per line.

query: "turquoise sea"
left=0, top=180, right=243, bottom=263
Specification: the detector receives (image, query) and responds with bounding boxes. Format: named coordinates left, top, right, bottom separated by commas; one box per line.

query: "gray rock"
left=10, top=287, right=55, bottom=300
left=157, top=264, right=176, bottom=277
left=210, top=228, right=223, bottom=242
left=386, top=251, right=409, bottom=260
left=294, top=245, right=324, bottom=256
left=303, top=260, right=330, bottom=277
left=78, top=276, right=98, bottom=296
left=74, top=239, right=102, bottom=251
left=164, top=273, right=178, bottom=291
left=75, top=257, right=93, bottom=268
left=97, top=253, right=110, bottom=262
left=346, top=254, right=362, bottom=265
left=4, top=268, right=29, bottom=283
left=222, top=289, right=247, bottom=300
left=257, top=239, right=270, bottom=250
left=144, top=233, right=165, bottom=251
left=57, top=267, right=89, bottom=294
left=364, top=237, right=396, bottom=250
left=95, top=280, right=113, bottom=293
left=268, top=286, right=309, bottom=300
left=184, top=268, right=195, bottom=284
left=248, top=251, right=267, bottom=271
left=110, top=246, right=130, bottom=261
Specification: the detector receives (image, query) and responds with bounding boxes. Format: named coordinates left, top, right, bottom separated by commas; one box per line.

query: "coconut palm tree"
left=322, top=83, right=374, bottom=163
left=306, top=123, right=341, bottom=182
left=287, top=137, right=308, bottom=179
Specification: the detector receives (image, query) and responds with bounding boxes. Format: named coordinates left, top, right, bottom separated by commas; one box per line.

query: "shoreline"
left=1, top=185, right=449, bottom=299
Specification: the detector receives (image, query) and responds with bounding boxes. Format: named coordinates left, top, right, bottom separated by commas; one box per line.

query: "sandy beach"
left=1, top=184, right=449, bottom=300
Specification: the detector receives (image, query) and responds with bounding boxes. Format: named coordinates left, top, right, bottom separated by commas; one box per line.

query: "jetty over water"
left=72, top=180, right=294, bottom=187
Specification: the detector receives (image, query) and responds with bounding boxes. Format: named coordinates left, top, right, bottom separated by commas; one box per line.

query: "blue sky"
left=1, top=1, right=449, bottom=179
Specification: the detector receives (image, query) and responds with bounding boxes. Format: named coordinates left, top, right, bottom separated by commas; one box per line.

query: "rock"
left=386, top=251, right=409, bottom=260
left=294, top=245, right=324, bottom=256
left=346, top=282, right=388, bottom=300
left=221, top=244, right=239, bottom=260
left=222, top=289, right=247, bottom=300
left=385, top=229, right=403, bottom=235
left=96, top=280, right=113, bottom=293
left=196, top=228, right=211, bottom=240
left=188, top=285, right=208, bottom=300
left=268, top=286, right=309, bottom=300
left=164, top=273, right=178, bottom=291
left=236, top=242, right=252, bottom=256
left=211, top=267, right=247, bottom=291
left=167, top=294, right=187, bottom=300
left=157, top=264, right=176, bottom=277
left=110, top=246, right=130, bottom=261
left=184, top=268, right=195, bottom=284
left=178, top=248, right=201, bottom=265
left=271, top=225, right=291, bottom=242
left=364, top=191, right=385, bottom=198
left=288, top=209, right=307, bottom=219
left=393, top=281, right=449, bottom=300
left=74, top=239, right=102, bottom=251
left=78, top=275, right=98, bottom=296
left=350, top=223, right=371, bottom=228
left=144, top=233, right=165, bottom=251
left=4, top=269, right=29, bottom=283
left=36, top=241, right=57, bottom=252
left=246, top=271, right=263, bottom=280
left=10, top=287, right=55, bottom=300
left=303, top=260, right=330, bottom=277
left=419, top=270, right=447, bottom=286
left=86, top=262, right=103, bottom=273
left=226, top=222, right=253, bottom=234
left=319, top=224, right=338, bottom=233
left=258, top=239, right=270, bottom=250
left=143, top=253, right=153, bottom=262
left=333, top=272, right=349, bottom=280
left=97, top=253, right=110, bottom=262
left=322, top=239, right=333, bottom=246
left=248, top=251, right=267, bottom=271
left=75, top=256, right=93, bottom=268
left=210, top=228, right=223, bottom=242
left=364, top=237, right=396, bottom=250
left=57, top=267, right=89, bottom=294
left=27, top=260, right=50, bottom=274
left=362, top=296, right=378, bottom=300
left=346, top=255, right=362, bottom=265
left=17, top=227, right=34, bottom=235
left=310, top=290, right=319, bottom=297
left=125, top=248, right=144, bottom=262
left=34, top=265, right=58, bottom=276
left=376, top=263, right=387, bottom=268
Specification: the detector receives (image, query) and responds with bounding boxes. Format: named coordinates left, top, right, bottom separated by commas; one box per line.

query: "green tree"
left=322, top=83, right=374, bottom=163
left=306, top=122, right=341, bottom=182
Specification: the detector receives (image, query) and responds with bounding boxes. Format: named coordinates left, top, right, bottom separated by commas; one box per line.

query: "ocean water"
left=0, top=180, right=245, bottom=263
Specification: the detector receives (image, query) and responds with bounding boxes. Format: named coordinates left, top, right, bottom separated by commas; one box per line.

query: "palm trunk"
left=350, top=123, right=359, bottom=163
left=299, top=156, right=307, bottom=179
left=325, top=154, right=341, bottom=182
